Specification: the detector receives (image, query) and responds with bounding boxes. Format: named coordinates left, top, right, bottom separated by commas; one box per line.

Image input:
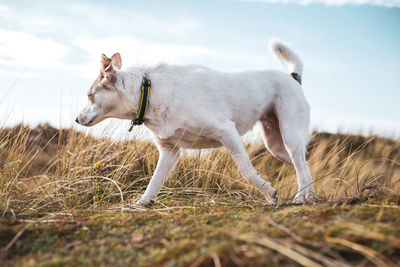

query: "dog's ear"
left=100, top=54, right=116, bottom=85
left=101, top=54, right=112, bottom=71
left=111, top=53, right=122, bottom=70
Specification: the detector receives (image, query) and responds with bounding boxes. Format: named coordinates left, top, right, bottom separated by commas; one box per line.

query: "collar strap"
left=290, top=72, right=302, bottom=85
left=128, top=74, right=151, bottom=132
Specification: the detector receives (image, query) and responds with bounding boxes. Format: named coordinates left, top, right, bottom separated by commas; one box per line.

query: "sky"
left=0, top=0, right=399, bottom=140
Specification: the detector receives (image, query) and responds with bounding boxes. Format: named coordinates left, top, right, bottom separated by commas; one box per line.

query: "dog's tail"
left=269, top=39, right=303, bottom=85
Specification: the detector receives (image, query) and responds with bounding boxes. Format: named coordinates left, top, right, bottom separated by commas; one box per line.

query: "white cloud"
left=0, top=2, right=210, bottom=75
left=0, top=4, right=12, bottom=19
left=76, top=36, right=210, bottom=67
left=1, top=1, right=202, bottom=42
left=0, top=29, right=70, bottom=69
left=0, top=4, right=9, bottom=13
left=61, top=2, right=202, bottom=36
left=74, top=35, right=271, bottom=77
left=237, top=0, right=400, bottom=8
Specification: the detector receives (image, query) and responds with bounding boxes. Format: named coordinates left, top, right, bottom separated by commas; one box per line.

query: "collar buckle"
left=128, top=120, right=135, bottom=132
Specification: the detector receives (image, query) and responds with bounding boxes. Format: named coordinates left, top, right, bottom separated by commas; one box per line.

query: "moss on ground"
left=1, top=197, right=400, bottom=266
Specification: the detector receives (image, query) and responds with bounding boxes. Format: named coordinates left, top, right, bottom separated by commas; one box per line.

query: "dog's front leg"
left=135, top=146, right=180, bottom=207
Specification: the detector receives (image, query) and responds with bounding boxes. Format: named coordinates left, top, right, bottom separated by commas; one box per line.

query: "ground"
left=0, top=125, right=400, bottom=266
left=1, top=198, right=400, bottom=266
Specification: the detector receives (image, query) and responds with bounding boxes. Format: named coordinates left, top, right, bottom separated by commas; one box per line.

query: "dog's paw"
left=135, top=196, right=155, bottom=207
left=293, top=191, right=316, bottom=204
left=292, top=193, right=305, bottom=204
left=305, top=192, right=317, bottom=203
left=265, top=188, right=278, bottom=204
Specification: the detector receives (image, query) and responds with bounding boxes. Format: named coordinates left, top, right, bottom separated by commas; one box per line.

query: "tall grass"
left=0, top=124, right=399, bottom=216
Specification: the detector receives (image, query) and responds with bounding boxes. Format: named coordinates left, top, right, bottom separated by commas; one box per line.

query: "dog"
left=76, top=39, right=316, bottom=206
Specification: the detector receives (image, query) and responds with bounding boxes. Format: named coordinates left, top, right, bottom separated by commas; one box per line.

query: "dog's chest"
left=154, top=127, right=222, bottom=149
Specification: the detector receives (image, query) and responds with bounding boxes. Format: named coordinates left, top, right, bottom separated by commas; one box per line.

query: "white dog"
left=76, top=39, right=316, bottom=206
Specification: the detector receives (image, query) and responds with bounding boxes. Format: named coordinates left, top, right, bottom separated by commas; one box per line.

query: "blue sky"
left=0, top=0, right=399, bottom=139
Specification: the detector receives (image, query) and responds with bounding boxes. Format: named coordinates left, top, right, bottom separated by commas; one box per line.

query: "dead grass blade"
left=325, top=236, right=394, bottom=267
left=333, top=222, right=400, bottom=249
left=281, top=241, right=351, bottom=267
left=265, top=217, right=351, bottom=266
left=235, top=232, right=323, bottom=267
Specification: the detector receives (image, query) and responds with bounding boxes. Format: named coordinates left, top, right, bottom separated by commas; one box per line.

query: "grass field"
left=0, top=124, right=400, bottom=266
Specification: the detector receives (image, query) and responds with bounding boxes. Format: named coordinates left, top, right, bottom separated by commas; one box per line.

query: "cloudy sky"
left=0, top=0, right=399, bottom=139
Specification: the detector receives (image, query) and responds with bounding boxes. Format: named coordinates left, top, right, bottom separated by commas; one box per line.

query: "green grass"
left=0, top=124, right=400, bottom=266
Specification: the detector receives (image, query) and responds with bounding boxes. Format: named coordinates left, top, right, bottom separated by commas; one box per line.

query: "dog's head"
left=76, top=53, right=132, bottom=126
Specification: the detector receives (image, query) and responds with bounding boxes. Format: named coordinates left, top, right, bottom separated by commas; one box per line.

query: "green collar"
left=128, top=74, right=151, bottom=132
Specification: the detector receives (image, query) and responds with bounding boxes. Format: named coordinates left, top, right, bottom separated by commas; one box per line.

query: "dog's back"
left=144, top=63, right=307, bottom=138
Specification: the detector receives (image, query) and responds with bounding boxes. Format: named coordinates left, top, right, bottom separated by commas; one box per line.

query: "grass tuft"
left=0, top=124, right=399, bottom=266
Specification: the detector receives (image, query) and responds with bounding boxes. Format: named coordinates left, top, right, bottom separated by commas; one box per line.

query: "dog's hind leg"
left=213, top=121, right=277, bottom=203
left=135, top=145, right=180, bottom=207
left=276, top=104, right=315, bottom=203
left=259, top=110, right=293, bottom=165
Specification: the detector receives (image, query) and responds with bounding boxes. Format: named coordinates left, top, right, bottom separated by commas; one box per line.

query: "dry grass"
left=0, top=124, right=400, bottom=266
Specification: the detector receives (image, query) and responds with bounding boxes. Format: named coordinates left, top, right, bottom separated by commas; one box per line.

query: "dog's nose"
left=75, top=117, right=79, bottom=123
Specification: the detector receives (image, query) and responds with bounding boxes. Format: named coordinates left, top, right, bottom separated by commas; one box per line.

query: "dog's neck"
left=118, top=66, right=170, bottom=135
left=120, top=69, right=154, bottom=125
